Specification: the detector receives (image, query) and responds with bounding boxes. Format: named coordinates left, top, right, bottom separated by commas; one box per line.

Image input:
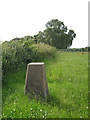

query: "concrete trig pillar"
left=25, top=62, right=48, bottom=100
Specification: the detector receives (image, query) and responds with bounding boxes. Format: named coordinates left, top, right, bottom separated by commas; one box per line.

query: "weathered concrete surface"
left=25, top=63, right=48, bottom=100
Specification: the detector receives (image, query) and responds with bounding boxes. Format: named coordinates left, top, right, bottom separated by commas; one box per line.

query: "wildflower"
left=20, top=112, right=22, bottom=114
left=31, top=108, right=32, bottom=111
left=86, top=107, right=88, bottom=109
left=40, top=109, right=42, bottom=112
left=80, top=116, right=82, bottom=118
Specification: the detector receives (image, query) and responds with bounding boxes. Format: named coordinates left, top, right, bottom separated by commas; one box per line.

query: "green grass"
left=2, top=51, right=88, bottom=118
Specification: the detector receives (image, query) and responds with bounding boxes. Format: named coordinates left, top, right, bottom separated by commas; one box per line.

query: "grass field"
left=2, top=51, right=88, bottom=118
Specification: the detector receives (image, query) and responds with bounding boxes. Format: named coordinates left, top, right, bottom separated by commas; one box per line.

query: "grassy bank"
left=2, top=51, right=88, bottom=118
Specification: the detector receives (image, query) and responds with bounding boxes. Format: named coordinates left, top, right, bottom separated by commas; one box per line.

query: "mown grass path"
left=2, top=52, right=88, bottom=118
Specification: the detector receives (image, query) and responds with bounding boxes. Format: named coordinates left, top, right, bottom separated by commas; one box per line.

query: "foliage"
left=2, top=40, right=56, bottom=75
left=2, top=52, right=88, bottom=118
left=37, top=19, right=76, bottom=49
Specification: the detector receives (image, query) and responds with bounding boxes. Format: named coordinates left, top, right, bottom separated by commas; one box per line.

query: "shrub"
left=2, top=40, right=56, bottom=75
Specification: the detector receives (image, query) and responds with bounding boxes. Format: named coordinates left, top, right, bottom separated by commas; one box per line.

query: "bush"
left=2, top=40, right=56, bottom=75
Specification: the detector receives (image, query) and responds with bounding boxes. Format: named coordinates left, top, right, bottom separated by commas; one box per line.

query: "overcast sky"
left=0, top=0, right=89, bottom=48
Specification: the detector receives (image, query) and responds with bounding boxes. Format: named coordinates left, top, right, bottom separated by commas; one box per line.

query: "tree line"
left=4, top=19, right=89, bottom=52
left=62, top=47, right=90, bottom=52
left=6, top=19, right=76, bottom=50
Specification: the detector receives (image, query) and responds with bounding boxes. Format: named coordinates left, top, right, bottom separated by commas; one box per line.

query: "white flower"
left=80, top=116, right=82, bottom=118
left=40, top=109, right=42, bottom=112
left=20, top=112, right=22, bottom=114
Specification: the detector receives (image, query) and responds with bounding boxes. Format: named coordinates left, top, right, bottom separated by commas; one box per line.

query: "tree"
left=38, top=19, right=76, bottom=49
left=67, top=30, right=76, bottom=47
left=45, top=19, right=67, bottom=33
left=37, top=31, right=46, bottom=44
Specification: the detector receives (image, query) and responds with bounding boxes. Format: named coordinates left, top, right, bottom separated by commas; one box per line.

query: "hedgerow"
left=2, top=40, right=56, bottom=75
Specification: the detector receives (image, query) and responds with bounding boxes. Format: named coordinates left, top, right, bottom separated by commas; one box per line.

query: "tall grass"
left=2, top=52, right=88, bottom=118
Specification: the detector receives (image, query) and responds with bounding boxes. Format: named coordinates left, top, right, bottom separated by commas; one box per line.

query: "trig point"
left=25, top=62, right=48, bottom=100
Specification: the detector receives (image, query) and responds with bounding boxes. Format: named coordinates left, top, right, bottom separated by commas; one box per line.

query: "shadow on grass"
left=47, top=92, right=74, bottom=111
left=47, top=92, right=64, bottom=108
left=46, top=92, right=75, bottom=118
